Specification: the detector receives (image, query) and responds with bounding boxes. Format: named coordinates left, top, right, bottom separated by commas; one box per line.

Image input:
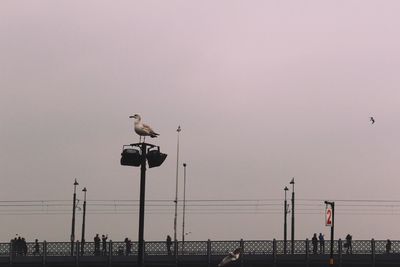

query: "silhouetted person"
left=311, top=233, right=318, bottom=254
left=11, top=237, right=17, bottom=257
left=345, top=234, right=352, bottom=254
left=22, top=238, right=27, bottom=256
left=33, top=239, right=40, bottom=256
left=102, top=234, right=108, bottom=255
left=94, top=234, right=101, bottom=255
left=16, top=237, right=23, bottom=256
left=124, top=238, right=132, bottom=256
left=166, top=235, right=172, bottom=255
left=319, top=233, right=325, bottom=254
left=386, top=239, right=392, bottom=254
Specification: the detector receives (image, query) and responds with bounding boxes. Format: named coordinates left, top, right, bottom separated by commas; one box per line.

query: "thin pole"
left=182, top=163, right=187, bottom=255
left=330, top=202, right=335, bottom=266
left=81, top=187, right=87, bottom=256
left=290, top=178, right=295, bottom=254
left=71, top=179, right=78, bottom=256
left=174, top=126, right=181, bottom=259
left=138, top=143, right=147, bottom=267
left=284, top=186, right=288, bottom=254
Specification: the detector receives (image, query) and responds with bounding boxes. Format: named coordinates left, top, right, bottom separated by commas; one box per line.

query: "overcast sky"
left=1, top=1, right=400, bottom=243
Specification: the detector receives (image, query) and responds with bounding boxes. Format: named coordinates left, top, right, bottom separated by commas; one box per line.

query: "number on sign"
left=325, top=207, right=332, bottom=226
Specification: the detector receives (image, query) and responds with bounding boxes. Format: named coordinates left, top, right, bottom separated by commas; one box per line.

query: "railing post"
left=240, top=239, right=244, bottom=267
left=207, top=239, right=211, bottom=267
left=9, top=240, right=12, bottom=267
left=108, top=240, right=113, bottom=267
left=338, top=239, right=342, bottom=267
left=272, top=239, right=277, bottom=267
left=305, top=238, right=309, bottom=267
left=43, top=241, right=47, bottom=267
left=371, top=239, right=375, bottom=267
left=75, top=241, right=79, bottom=267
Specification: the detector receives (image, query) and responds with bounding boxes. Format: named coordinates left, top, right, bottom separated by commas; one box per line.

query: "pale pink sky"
left=1, top=1, right=400, bottom=242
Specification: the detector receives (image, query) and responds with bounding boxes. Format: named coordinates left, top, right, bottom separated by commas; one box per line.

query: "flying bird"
left=218, top=247, right=242, bottom=267
left=370, top=117, right=375, bottom=124
left=129, top=114, right=159, bottom=142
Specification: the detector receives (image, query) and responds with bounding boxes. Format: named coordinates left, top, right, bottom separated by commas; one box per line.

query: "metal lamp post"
left=325, top=201, right=335, bottom=266
left=174, top=126, right=181, bottom=260
left=284, top=186, right=289, bottom=254
left=81, top=187, right=87, bottom=255
left=181, top=163, right=187, bottom=255
left=121, top=142, right=167, bottom=267
left=290, top=178, right=295, bottom=254
left=71, top=179, right=79, bottom=256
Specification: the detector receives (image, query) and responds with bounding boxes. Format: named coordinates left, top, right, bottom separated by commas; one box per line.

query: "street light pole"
left=71, top=179, right=79, bottom=256
left=174, top=126, right=181, bottom=259
left=290, top=178, right=295, bottom=254
left=137, top=142, right=148, bottom=267
left=81, top=187, right=87, bottom=256
left=182, top=163, right=187, bottom=255
left=325, top=201, right=335, bottom=266
left=284, top=186, right=289, bottom=254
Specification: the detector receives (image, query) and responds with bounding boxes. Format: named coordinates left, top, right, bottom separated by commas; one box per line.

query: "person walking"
left=102, top=235, right=108, bottom=255
left=318, top=233, right=325, bottom=254
left=311, top=233, right=318, bottom=254
left=94, top=234, right=101, bottom=255
left=166, top=235, right=172, bottom=255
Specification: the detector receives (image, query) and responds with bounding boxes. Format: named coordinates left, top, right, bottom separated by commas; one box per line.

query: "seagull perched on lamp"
left=129, top=114, right=159, bottom=142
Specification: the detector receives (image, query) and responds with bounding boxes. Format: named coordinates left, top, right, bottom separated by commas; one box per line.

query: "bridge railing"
left=1, top=239, right=399, bottom=257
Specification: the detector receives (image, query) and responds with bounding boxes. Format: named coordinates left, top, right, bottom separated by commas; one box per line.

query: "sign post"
left=325, top=201, right=335, bottom=266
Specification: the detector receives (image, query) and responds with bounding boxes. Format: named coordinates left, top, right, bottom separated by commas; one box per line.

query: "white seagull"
left=218, top=247, right=242, bottom=267
left=129, top=114, right=159, bottom=142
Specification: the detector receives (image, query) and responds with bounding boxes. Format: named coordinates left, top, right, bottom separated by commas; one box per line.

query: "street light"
left=121, top=142, right=167, bottom=267
left=284, top=186, right=289, bottom=254
left=174, top=126, right=181, bottom=260
left=71, top=179, right=79, bottom=256
left=325, top=201, right=335, bottom=266
left=290, top=178, right=295, bottom=254
left=182, top=163, right=187, bottom=255
left=81, top=187, right=87, bottom=256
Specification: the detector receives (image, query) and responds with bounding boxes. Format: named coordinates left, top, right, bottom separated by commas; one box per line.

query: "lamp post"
left=290, top=178, right=295, bottom=254
left=325, top=201, right=335, bottom=266
left=121, top=142, right=167, bottom=267
left=181, top=163, right=187, bottom=255
left=284, top=186, right=289, bottom=254
left=81, top=187, right=87, bottom=255
left=174, top=126, right=181, bottom=259
left=71, top=179, right=79, bottom=256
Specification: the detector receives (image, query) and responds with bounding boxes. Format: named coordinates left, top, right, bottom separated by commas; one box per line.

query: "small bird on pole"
left=129, top=114, right=159, bottom=142
left=370, top=117, right=375, bottom=124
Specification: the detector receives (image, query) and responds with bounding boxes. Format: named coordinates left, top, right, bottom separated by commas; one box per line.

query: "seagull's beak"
left=129, top=116, right=134, bottom=118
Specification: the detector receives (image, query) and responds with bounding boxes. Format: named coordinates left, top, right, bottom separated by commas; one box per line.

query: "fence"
left=1, top=239, right=397, bottom=257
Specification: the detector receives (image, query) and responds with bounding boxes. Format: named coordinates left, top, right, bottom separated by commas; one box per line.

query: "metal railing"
left=2, top=239, right=397, bottom=257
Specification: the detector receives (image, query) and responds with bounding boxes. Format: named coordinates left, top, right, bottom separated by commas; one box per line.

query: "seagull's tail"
left=150, top=132, right=159, bottom=138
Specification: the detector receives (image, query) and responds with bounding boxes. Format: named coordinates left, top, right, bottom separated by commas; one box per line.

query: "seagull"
left=218, top=247, right=242, bottom=267
left=129, top=114, right=159, bottom=142
left=370, top=117, right=375, bottom=124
